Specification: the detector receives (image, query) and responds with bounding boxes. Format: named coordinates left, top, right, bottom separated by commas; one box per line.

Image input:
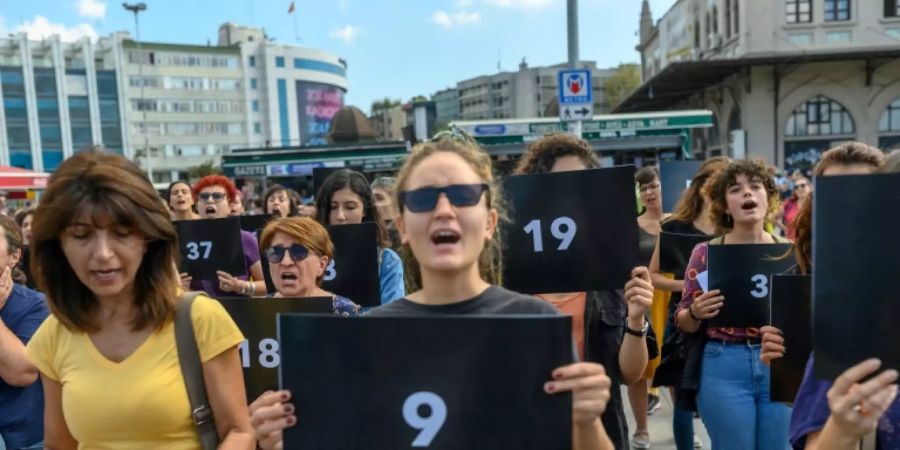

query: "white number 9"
left=750, top=274, right=768, bottom=299
left=323, top=259, right=336, bottom=282
left=403, top=391, right=447, bottom=447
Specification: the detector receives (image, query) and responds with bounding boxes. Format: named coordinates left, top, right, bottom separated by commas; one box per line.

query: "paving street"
left=621, top=386, right=711, bottom=450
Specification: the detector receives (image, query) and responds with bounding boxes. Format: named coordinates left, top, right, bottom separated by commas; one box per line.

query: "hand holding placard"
left=759, top=326, right=785, bottom=367
left=624, top=267, right=654, bottom=323
left=689, top=289, right=724, bottom=320
left=250, top=390, right=296, bottom=450
left=821, top=359, right=898, bottom=441
left=547, top=362, right=612, bottom=425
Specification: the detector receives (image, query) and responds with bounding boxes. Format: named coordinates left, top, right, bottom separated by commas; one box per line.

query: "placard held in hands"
left=769, top=274, right=812, bottom=403
left=321, top=222, right=381, bottom=307
left=659, top=160, right=703, bottom=213
left=174, top=217, right=246, bottom=280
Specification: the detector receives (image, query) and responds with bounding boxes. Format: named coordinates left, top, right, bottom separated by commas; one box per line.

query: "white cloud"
left=329, top=25, right=362, bottom=44
left=14, top=16, right=98, bottom=42
left=454, top=0, right=475, bottom=7
left=77, top=0, right=107, bottom=20
left=486, top=0, right=558, bottom=10
left=430, top=10, right=481, bottom=29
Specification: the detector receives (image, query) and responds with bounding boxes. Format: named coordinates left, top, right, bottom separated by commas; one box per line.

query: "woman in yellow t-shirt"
left=25, top=150, right=254, bottom=450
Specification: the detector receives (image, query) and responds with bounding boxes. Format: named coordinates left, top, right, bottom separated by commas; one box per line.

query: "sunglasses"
left=398, top=184, right=489, bottom=213
left=265, top=244, right=310, bottom=264
left=198, top=192, right=227, bottom=202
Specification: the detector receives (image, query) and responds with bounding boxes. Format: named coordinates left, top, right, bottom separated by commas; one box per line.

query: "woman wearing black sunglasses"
left=251, top=138, right=617, bottom=450
left=315, top=170, right=405, bottom=305
left=258, top=216, right=361, bottom=316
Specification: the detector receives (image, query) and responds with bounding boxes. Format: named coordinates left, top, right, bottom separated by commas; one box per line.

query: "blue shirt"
left=790, top=353, right=900, bottom=450
left=378, top=248, right=404, bottom=305
left=0, top=284, right=48, bottom=449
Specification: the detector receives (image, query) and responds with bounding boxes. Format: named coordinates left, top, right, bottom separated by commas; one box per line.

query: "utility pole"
left=566, top=0, right=582, bottom=137
left=123, top=2, right=152, bottom=181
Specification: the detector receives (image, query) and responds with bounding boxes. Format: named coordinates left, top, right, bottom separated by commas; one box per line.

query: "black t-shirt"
left=366, top=285, right=560, bottom=317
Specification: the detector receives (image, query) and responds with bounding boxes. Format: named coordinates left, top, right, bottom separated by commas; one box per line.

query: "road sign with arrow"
left=558, top=69, right=593, bottom=123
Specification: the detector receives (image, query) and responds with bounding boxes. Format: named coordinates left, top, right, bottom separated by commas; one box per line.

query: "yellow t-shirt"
left=26, top=295, right=244, bottom=450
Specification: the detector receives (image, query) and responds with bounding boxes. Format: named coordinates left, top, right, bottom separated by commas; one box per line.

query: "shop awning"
left=0, top=166, right=50, bottom=190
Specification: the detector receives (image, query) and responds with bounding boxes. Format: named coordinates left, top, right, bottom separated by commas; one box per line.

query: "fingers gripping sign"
left=826, top=359, right=899, bottom=439
left=624, top=266, right=654, bottom=321
left=545, top=362, right=612, bottom=425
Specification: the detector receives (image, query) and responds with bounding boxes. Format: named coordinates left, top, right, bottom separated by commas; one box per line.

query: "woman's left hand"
left=545, top=362, right=611, bottom=425
left=624, top=266, right=654, bottom=322
left=217, top=271, right=245, bottom=294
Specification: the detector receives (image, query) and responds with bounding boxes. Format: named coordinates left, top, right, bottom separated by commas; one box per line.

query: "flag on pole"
left=288, top=1, right=295, bottom=14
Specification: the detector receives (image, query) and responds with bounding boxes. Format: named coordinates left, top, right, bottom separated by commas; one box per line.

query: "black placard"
left=659, top=160, right=703, bottom=213
left=659, top=232, right=711, bottom=275
left=217, top=297, right=334, bottom=401
left=278, top=314, right=573, bottom=449
left=321, top=223, right=381, bottom=307
left=769, top=274, right=812, bottom=403
left=813, top=173, right=900, bottom=380
left=312, top=167, right=365, bottom=198
left=239, top=214, right=272, bottom=236
left=501, top=166, right=639, bottom=294
left=174, top=217, right=246, bottom=280
left=707, top=243, right=795, bottom=328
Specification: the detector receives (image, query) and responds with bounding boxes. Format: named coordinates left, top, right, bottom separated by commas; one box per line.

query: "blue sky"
left=1, top=0, right=675, bottom=112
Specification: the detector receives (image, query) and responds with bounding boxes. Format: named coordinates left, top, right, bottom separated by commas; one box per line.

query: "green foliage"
left=604, top=63, right=641, bottom=110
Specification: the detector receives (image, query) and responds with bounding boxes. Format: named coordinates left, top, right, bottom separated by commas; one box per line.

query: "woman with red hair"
left=180, top=175, right=266, bottom=298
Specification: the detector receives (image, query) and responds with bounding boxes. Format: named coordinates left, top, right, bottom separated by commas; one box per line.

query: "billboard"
left=296, top=81, right=344, bottom=146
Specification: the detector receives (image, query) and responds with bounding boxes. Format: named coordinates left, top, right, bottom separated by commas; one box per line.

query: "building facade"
left=370, top=104, right=406, bottom=140
left=621, top=0, right=900, bottom=169
left=0, top=23, right=348, bottom=184
left=433, top=87, right=460, bottom=126
left=0, top=33, right=127, bottom=171
left=454, top=60, right=616, bottom=121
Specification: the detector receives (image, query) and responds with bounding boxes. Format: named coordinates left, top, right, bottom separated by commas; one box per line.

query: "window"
left=824, top=0, right=850, bottom=21
left=252, top=100, right=259, bottom=112
left=254, top=122, right=261, bottom=134
left=785, top=96, right=855, bottom=137
left=787, top=0, right=812, bottom=23
left=251, top=78, right=258, bottom=89
left=249, top=56, right=256, bottom=67
left=734, top=0, right=740, bottom=34
left=885, top=0, right=900, bottom=17
left=275, top=56, right=285, bottom=68
left=725, top=0, right=732, bottom=37
left=293, top=58, right=346, bottom=76
left=879, top=98, right=900, bottom=132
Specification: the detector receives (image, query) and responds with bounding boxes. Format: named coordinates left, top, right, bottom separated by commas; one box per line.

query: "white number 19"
left=523, top=217, right=577, bottom=252
left=403, top=391, right=447, bottom=447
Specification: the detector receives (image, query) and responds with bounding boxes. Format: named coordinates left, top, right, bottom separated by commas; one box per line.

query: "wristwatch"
left=624, top=319, right=649, bottom=337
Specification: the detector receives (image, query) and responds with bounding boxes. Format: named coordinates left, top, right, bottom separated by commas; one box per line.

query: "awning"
left=0, top=166, right=50, bottom=190
left=615, top=48, right=900, bottom=113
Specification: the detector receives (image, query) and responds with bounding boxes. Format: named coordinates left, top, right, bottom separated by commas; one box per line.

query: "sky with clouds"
left=2, top=0, right=676, bottom=112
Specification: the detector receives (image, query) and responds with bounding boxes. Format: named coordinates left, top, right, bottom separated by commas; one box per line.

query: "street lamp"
left=123, top=2, right=152, bottom=181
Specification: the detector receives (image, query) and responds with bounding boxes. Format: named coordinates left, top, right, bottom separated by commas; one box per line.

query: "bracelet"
left=688, top=305, right=702, bottom=322
left=248, top=281, right=256, bottom=297
left=241, top=281, right=251, bottom=296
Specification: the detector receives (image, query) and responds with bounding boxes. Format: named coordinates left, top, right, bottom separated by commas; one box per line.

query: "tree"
left=188, top=160, right=222, bottom=180
left=370, top=97, right=402, bottom=115
left=603, top=63, right=641, bottom=111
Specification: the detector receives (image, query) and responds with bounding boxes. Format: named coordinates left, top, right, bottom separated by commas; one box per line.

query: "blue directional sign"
left=558, top=70, right=593, bottom=105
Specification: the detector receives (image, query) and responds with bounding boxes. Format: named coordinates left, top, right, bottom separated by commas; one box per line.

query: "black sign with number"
left=174, top=217, right=246, bottom=280
left=659, top=232, right=711, bottom=275
left=707, top=243, right=795, bottom=328
left=217, top=297, right=332, bottom=402
left=813, top=173, right=900, bottom=380
left=502, top=166, right=639, bottom=294
left=312, top=167, right=365, bottom=198
left=659, top=160, right=703, bottom=213
left=278, top=314, right=573, bottom=450
left=320, top=223, right=381, bottom=307
left=769, top=274, right=812, bottom=403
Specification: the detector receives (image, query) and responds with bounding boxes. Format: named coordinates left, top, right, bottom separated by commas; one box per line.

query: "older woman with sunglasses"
left=259, top=216, right=361, bottom=316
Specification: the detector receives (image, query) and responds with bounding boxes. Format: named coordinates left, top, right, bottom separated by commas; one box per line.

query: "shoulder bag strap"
left=861, top=431, right=877, bottom=450
left=175, top=291, right=220, bottom=450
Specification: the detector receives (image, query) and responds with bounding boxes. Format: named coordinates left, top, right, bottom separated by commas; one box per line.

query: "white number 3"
left=750, top=274, right=768, bottom=299
left=323, top=260, right=336, bottom=281
left=403, top=391, right=447, bottom=447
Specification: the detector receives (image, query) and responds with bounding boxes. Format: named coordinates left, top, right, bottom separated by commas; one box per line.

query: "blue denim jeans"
left=697, top=341, right=791, bottom=450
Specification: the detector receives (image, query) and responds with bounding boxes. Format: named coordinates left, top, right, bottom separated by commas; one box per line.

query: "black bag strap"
left=175, top=291, right=219, bottom=450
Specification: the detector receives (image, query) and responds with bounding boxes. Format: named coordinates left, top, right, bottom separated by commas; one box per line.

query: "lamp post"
left=122, top=2, right=152, bottom=181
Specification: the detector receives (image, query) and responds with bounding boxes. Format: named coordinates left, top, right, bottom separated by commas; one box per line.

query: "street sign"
left=558, top=69, right=593, bottom=122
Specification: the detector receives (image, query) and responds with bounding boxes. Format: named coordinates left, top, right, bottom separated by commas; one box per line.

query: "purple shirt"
left=191, top=230, right=260, bottom=298
left=790, top=354, right=900, bottom=450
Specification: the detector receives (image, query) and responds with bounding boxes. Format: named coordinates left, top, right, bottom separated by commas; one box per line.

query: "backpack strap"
left=175, top=291, right=219, bottom=450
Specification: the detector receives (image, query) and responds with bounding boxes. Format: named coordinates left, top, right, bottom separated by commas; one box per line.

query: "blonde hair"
left=260, top=216, right=334, bottom=286
left=394, top=138, right=504, bottom=292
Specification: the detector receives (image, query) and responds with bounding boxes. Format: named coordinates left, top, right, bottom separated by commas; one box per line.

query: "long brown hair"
left=667, top=156, right=731, bottom=224
left=794, top=142, right=884, bottom=273
left=394, top=138, right=504, bottom=293
left=31, top=150, right=180, bottom=332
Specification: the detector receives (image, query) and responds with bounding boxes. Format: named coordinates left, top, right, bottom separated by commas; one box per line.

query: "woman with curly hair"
left=675, top=159, right=792, bottom=450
